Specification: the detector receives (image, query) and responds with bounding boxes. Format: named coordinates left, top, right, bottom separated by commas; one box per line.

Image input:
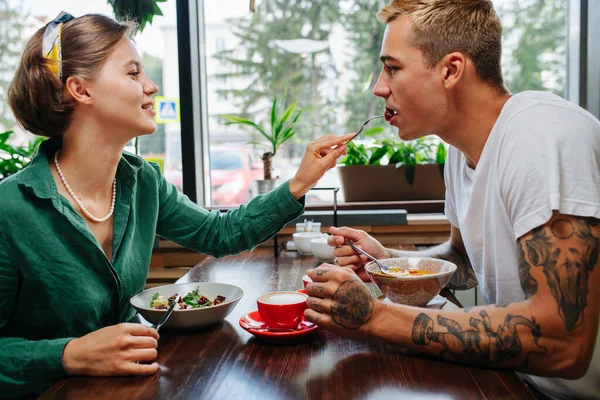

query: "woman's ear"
left=64, top=76, right=92, bottom=105
left=440, top=52, right=466, bottom=90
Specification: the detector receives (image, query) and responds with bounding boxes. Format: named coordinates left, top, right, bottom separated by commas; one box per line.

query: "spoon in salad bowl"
left=136, top=293, right=180, bottom=365
left=152, top=294, right=180, bottom=332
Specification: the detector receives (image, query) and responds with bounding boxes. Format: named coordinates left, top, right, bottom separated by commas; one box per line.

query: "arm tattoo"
left=443, top=246, right=478, bottom=291
left=523, top=217, right=599, bottom=331
left=331, top=281, right=373, bottom=330
left=518, top=241, right=538, bottom=298
left=412, top=310, right=547, bottom=367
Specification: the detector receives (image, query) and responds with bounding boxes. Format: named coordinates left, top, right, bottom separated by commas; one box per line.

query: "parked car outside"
left=164, top=146, right=263, bottom=206
left=210, top=146, right=263, bottom=205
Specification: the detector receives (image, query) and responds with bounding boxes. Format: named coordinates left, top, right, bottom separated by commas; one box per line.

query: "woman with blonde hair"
left=0, top=12, right=351, bottom=398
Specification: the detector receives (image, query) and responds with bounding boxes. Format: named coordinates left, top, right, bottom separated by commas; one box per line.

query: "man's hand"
left=62, top=323, right=160, bottom=376
left=303, top=264, right=384, bottom=339
left=328, top=227, right=389, bottom=281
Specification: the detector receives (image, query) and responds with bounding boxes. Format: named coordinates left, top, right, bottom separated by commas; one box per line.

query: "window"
left=198, top=0, right=569, bottom=206
left=215, top=37, right=226, bottom=53
left=134, top=2, right=183, bottom=192
left=497, top=0, right=567, bottom=96
left=0, top=0, right=182, bottom=190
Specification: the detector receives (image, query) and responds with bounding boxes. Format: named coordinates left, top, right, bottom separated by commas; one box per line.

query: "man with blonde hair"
left=304, top=1, right=600, bottom=399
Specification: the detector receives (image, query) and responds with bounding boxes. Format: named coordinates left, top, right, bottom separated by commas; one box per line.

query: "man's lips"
left=384, top=108, right=398, bottom=122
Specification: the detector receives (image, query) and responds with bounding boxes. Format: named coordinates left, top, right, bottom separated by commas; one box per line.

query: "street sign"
left=154, top=96, right=180, bottom=124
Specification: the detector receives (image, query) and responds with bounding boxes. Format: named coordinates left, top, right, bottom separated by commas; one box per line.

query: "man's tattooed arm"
left=388, top=226, right=477, bottom=290
left=364, top=297, right=577, bottom=376
left=306, top=214, right=600, bottom=378
left=436, top=243, right=477, bottom=291
left=519, top=214, right=600, bottom=331
left=411, top=308, right=547, bottom=369
left=408, top=214, right=600, bottom=377
left=310, top=215, right=599, bottom=378
left=412, top=213, right=600, bottom=375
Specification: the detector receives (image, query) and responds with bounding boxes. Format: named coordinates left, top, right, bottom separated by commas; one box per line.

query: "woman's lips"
left=142, top=105, right=156, bottom=117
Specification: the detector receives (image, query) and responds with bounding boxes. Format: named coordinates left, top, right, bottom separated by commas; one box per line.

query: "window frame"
left=567, top=0, right=600, bottom=119
left=585, top=0, right=600, bottom=119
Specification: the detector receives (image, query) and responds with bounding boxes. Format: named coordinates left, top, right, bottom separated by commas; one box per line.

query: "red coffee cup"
left=302, top=274, right=312, bottom=289
left=257, top=291, right=308, bottom=329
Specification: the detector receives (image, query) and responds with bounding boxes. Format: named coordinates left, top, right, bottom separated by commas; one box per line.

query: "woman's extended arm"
left=156, top=134, right=353, bottom=258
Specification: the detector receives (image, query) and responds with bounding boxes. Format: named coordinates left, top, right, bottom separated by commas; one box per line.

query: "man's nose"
left=372, top=74, right=390, bottom=98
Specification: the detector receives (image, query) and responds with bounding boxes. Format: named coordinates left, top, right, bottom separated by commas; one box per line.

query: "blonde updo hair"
left=7, top=14, right=138, bottom=138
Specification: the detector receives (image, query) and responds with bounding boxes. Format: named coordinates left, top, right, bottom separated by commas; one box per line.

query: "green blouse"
left=0, top=139, right=304, bottom=398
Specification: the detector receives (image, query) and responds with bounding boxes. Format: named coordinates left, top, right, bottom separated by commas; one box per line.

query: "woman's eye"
left=386, top=65, right=398, bottom=73
left=129, top=71, right=140, bottom=78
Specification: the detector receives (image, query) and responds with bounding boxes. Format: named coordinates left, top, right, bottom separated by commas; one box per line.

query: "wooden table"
left=42, top=246, right=533, bottom=399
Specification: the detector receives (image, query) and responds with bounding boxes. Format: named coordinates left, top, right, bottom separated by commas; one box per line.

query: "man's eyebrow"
left=380, top=55, right=400, bottom=63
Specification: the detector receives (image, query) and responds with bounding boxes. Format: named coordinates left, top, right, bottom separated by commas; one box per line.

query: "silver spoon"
left=347, top=115, right=385, bottom=144
left=153, top=294, right=181, bottom=332
left=343, top=240, right=406, bottom=276
left=136, top=294, right=180, bottom=365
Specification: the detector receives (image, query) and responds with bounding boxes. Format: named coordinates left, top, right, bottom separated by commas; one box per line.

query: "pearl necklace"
left=54, top=150, right=117, bottom=223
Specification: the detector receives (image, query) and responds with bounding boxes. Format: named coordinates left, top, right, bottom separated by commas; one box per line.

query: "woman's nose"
left=144, top=79, right=159, bottom=96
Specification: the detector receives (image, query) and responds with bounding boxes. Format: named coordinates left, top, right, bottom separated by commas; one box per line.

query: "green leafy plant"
left=106, top=0, right=166, bottom=31
left=0, top=131, right=44, bottom=181
left=340, top=136, right=447, bottom=186
left=223, top=89, right=307, bottom=180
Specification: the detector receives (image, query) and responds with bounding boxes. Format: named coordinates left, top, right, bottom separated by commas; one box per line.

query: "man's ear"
left=440, top=52, right=466, bottom=90
left=64, top=76, right=93, bottom=105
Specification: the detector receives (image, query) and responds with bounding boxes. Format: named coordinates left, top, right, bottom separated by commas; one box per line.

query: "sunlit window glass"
left=200, top=0, right=567, bottom=206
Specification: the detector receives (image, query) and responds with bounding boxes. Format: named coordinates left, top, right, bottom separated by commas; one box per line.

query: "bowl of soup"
left=365, top=257, right=457, bottom=307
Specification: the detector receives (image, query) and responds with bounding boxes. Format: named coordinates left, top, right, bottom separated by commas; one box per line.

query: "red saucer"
left=239, top=310, right=317, bottom=340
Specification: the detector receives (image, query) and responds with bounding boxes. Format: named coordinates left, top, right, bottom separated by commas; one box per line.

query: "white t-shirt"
left=444, top=91, right=600, bottom=399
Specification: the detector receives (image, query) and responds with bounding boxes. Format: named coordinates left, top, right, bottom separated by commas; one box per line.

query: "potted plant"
left=0, top=131, right=44, bottom=182
left=107, top=0, right=259, bottom=31
left=337, top=135, right=447, bottom=202
left=223, top=89, right=307, bottom=194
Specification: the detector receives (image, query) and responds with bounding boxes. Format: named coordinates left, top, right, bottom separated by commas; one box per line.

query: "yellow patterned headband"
left=42, top=11, right=75, bottom=81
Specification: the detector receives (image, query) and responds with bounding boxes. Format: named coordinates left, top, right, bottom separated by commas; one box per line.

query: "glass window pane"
left=200, top=0, right=568, bottom=206
left=497, top=0, right=567, bottom=96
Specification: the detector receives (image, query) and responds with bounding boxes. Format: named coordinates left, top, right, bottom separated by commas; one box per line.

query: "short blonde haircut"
left=377, top=0, right=505, bottom=90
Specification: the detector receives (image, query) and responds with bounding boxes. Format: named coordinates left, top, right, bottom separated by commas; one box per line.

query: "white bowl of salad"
left=130, top=282, right=244, bottom=329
